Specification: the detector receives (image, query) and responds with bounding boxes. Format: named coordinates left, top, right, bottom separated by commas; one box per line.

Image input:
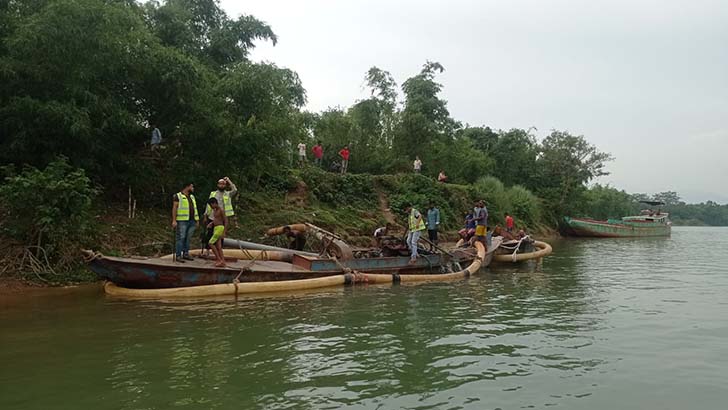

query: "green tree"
left=536, top=131, right=613, bottom=221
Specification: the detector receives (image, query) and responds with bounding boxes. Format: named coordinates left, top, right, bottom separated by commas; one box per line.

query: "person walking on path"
left=413, top=156, right=422, bottom=173
left=206, top=198, right=228, bottom=267
left=297, top=142, right=307, bottom=166
left=150, top=124, right=162, bottom=150
left=473, top=200, right=489, bottom=245
left=426, top=203, right=441, bottom=244
left=437, top=170, right=448, bottom=183
left=505, top=213, right=515, bottom=233
left=172, top=182, right=199, bottom=261
left=312, top=141, right=324, bottom=167
left=339, top=146, right=350, bottom=174
left=405, top=204, right=426, bottom=264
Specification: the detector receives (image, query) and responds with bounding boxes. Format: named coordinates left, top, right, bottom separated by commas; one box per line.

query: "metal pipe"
left=221, top=238, right=318, bottom=257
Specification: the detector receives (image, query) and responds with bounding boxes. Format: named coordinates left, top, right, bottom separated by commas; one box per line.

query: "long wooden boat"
left=102, top=241, right=495, bottom=298
left=563, top=214, right=671, bottom=237
left=84, top=245, right=490, bottom=289
left=564, top=201, right=671, bottom=238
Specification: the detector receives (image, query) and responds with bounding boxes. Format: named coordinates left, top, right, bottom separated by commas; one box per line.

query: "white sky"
left=221, top=0, right=728, bottom=203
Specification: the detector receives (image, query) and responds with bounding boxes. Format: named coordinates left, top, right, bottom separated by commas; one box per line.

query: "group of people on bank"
left=297, top=141, right=350, bottom=174
left=171, top=177, right=237, bottom=267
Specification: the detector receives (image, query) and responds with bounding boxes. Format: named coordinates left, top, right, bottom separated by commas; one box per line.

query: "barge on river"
left=563, top=202, right=671, bottom=238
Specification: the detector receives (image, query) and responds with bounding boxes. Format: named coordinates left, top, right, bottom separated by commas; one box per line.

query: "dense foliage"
left=1, top=0, right=723, bottom=281
left=0, top=158, right=97, bottom=275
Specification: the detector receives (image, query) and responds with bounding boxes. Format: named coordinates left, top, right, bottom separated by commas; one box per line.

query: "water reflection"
left=11, top=230, right=725, bottom=410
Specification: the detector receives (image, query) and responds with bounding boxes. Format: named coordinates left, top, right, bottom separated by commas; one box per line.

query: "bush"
left=471, top=176, right=510, bottom=225
left=0, top=158, right=97, bottom=271
left=505, top=185, right=542, bottom=228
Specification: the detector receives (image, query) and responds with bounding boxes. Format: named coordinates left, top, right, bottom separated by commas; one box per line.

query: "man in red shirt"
left=505, top=213, right=515, bottom=232
left=338, top=145, right=350, bottom=174
left=311, top=141, right=324, bottom=167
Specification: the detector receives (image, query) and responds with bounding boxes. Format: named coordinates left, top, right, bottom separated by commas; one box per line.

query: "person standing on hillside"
left=505, top=213, right=515, bottom=233
left=150, top=124, right=162, bottom=150
left=297, top=142, right=307, bottom=166
left=339, top=145, right=350, bottom=174
left=312, top=141, right=324, bottom=167
left=413, top=156, right=422, bottom=174
left=405, top=204, right=426, bottom=264
left=426, top=203, right=441, bottom=244
left=172, top=182, right=199, bottom=261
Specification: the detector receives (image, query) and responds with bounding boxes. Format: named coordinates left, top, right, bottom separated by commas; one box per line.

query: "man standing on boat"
left=473, top=200, right=488, bottom=245
left=405, top=204, right=426, bottom=264
left=207, top=177, right=237, bottom=221
left=202, top=177, right=237, bottom=256
left=426, top=203, right=441, bottom=244
left=172, top=182, right=199, bottom=261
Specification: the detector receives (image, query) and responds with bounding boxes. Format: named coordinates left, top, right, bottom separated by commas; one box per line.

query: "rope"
left=498, top=235, right=530, bottom=262
left=82, top=250, right=103, bottom=263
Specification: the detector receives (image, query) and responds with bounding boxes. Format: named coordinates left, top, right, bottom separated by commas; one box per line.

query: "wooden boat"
left=84, top=245, right=489, bottom=289
left=83, top=223, right=503, bottom=295
left=563, top=202, right=671, bottom=238
left=493, top=238, right=552, bottom=263
left=101, top=241, right=496, bottom=298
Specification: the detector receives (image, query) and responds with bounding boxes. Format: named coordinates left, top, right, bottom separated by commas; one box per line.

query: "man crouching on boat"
left=206, top=198, right=228, bottom=267
left=405, top=204, right=426, bottom=265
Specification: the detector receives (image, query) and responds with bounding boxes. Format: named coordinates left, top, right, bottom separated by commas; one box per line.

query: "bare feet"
left=214, top=261, right=227, bottom=267
left=408, top=259, right=417, bottom=265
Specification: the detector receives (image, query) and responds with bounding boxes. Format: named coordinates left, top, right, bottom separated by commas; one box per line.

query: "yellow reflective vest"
left=409, top=208, right=426, bottom=231
left=207, top=191, right=234, bottom=217
left=175, top=192, right=199, bottom=221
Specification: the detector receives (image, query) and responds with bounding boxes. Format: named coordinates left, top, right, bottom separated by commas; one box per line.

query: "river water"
left=1, top=227, right=727, bottom=409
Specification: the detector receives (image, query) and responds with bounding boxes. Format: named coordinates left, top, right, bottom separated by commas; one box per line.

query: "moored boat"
left=83, top=223, right=503, bottom=296
left=564, top=202, right=671, bottom=238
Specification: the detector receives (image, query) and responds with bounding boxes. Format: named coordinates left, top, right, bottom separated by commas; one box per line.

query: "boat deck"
left=107, top=255, right=311, bottom=273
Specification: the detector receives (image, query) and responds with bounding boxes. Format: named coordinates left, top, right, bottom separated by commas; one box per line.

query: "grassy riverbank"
left=0, top=168, right=554, bottom=287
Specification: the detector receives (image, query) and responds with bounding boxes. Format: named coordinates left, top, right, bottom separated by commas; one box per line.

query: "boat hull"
left=87, top=251, right=479, bottom=289
left=563, top=217, right=671, bottom=238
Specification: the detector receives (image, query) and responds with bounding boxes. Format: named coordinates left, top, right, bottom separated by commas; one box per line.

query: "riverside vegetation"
left=1, top=0, right=726, bottom=284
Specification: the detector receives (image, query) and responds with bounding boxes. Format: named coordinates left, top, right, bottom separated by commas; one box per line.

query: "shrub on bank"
left=0, top=158, right=97, bottom=278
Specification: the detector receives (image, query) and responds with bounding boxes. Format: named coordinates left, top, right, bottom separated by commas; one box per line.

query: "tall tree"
left=537, top=131, right=613, bottom=221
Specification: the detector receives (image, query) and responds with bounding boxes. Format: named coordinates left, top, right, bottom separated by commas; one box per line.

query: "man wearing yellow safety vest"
left=171, top=182, right=199, bottom=261
left=202, top=177, right=237, bottom=255
left=405, top=204, right=426, bottom=265
left=206, top=177, right=237, bottom=219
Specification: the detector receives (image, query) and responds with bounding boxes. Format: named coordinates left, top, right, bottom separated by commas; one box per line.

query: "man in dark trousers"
left=171, top=182, right=199, bottom=261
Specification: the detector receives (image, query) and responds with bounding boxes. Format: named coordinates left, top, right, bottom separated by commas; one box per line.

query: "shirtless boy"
left=206, top=198, right=228, bottom=267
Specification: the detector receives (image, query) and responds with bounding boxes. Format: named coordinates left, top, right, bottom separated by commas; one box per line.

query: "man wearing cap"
left=203, top=177, right=237, bottom=250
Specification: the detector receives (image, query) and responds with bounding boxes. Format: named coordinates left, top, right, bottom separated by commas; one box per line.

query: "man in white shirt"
left=413, top=156, right=422, bottom=173
left=297, top=142, right=307, bottom=166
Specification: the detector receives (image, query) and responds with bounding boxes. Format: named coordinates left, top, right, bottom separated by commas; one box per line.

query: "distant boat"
left=563, top=201, right=671, bottom=238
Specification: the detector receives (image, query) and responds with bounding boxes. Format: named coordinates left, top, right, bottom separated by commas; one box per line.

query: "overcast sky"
left=221, top=0, right=728, bottom=203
